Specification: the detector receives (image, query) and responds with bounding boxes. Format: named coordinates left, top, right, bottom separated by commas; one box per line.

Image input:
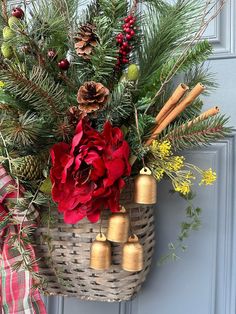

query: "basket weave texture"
left=35, top=181, right=155, bottom=302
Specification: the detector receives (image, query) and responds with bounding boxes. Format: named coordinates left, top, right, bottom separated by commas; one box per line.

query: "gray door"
left=40, top=1, right=235, bottom=313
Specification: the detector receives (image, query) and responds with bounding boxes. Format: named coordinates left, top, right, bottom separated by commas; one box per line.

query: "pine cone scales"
left=75, top=23, right=97, bottom=60
left=12, top=153, right=48, bottom=181
left=77, top=81, right=109, bottom=113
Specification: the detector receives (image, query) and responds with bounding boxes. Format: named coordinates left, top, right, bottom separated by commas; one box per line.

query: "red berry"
left=12, top=7, right=24, bottom=19
left=117, top=38, right=123, bottom=44
left=122, top=58, right=129, bottom=64
left=126, top=34, right=132, bottom=40
left=124, top=17, right=129, bottom=23
left=122, top=41, right=129, bottom=48
left=128, top=15, right=133, bottom=20
left=58, top=58, right=70, bottom=71
left=130, top=30, right=135, bottom=36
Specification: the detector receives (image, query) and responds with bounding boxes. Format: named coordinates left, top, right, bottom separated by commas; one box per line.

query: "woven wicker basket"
left=35, top=181, right=155, bottom=302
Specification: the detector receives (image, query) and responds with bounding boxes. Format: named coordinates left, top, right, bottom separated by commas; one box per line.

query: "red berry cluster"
left=115, top=15, right=136, bottom=70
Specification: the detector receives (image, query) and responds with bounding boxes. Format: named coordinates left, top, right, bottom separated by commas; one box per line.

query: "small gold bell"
left=134, top=167, right=157, bottom=205
left=122, top=234, right=144, bottom=272
left=90, top=233, right=111, bottom=270
left=107, top=207, right=130, bottom=243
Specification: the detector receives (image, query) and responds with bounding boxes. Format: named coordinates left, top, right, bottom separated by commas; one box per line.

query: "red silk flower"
left=50, top=120, right=131, bottom=224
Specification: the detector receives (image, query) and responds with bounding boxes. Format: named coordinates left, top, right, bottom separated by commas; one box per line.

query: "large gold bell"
left=90, top=233, right=111, bottom=270
left=107, top=207, right=130, bottom=243
left=134, top=167, right=157, bottom=205
left=122, top=235, right=144, bottom=272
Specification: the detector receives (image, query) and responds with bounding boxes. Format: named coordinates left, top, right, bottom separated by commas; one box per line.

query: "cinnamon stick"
left=146, top=83, right=205, bottom=146
left=186, top=106, right=220, bottom=127
left=155, top=83, right=189, bottom=124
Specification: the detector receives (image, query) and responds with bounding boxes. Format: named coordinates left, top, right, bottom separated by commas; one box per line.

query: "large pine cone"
left=77, top=81, right=109, bottom=113
left=12, top=153, right=48, bottom=181
left=74, top=23, right=97, bottom=60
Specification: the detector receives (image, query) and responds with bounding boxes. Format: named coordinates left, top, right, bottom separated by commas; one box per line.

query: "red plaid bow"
left=0, top=165, right=47, bottom=314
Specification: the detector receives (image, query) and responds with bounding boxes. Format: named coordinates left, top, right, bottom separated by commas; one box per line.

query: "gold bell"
left=90, top=233, right=111, bottom=270
left=107, top=207, right=130, bottom=243
left=134, top=167, right=157, bottom=204
left=122, top=234, right=144, bottom=272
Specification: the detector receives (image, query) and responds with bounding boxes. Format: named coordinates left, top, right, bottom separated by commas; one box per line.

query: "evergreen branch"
left=127, top=113, right=155, bottom=159
left=0, top=111, right=44, bottom=148
left=161, top=115, right=232, bottom=151
left=1, top=65, right=66, bottom=119
left=90, top=16, right=119, bottom=85
left=97, top=82, right=133, bottom=127
left=159, top=40, right=212, bottom=83
left=185, top=65, right=218, bottom=96
left=138, top=0, right=205, bottom=94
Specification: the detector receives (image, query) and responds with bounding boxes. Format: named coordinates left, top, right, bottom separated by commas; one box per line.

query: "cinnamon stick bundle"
left=145, top=83, right=205, bottom=146
left=155, top=83, right=189, bottom=125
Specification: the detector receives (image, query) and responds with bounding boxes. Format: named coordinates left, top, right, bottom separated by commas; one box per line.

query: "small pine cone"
left=77, top=81, right=109, bottom=113
left=12, top=153, right=48, bottom=181
left=74, top=23, right=97, bottom=60
left=68, top=106, right=87, bottom=126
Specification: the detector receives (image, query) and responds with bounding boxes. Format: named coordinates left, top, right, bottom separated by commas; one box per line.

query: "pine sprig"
left=185, top=65, right=218, bottom=95
left=0, top=111, right=44, bottom=148
left=161, top=115, right=232, bottom=151
left=159, top=40, right=213, bottom=83
left=91, top=16, right=118, bottom=84
left=137, top=0, right=206, bottom=96
left=127, top=113, right=155, bottom=159
left=98, top=82, right=133, bottom=128
left=1, top=65, right=66, bottom=120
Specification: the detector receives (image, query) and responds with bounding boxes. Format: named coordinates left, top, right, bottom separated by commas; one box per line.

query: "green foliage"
left=185, top=65, right=218, bottom=96
left=162, top=115, right=232, bottom=151
left=0, top=111, right=45, bottom=149
left=98, top=81, right=133, bottom=128
left=90, top=15, right=118, bottom=84
left=159, top=40, right=213, bottom=84
left=1, top=64, right=67, bottom=121
left=127, top=113, right=155, bottom=159
left=137, top=0, right=206, bottom=98
left=158, top=190, right=202, bottom=265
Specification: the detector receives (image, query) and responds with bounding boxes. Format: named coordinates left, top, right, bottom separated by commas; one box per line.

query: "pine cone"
left=77, top=81, right=109, bottom=113
left=12, top=153, right=48, bottom=181
left=68, top=106, right=86, bottom=126
left=74, top=23, right=97, bottom=60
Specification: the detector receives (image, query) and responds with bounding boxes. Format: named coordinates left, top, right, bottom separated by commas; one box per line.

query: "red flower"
left=50, top=120, right=131, bottom=224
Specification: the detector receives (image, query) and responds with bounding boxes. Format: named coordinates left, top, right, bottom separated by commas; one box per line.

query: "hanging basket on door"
left=0, top=0, right=231, bottom=311
left=35, top=181, right=155, bottom=302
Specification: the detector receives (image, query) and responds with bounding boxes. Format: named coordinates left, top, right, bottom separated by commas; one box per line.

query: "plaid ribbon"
left=0, top=165, right=47, bottom=314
